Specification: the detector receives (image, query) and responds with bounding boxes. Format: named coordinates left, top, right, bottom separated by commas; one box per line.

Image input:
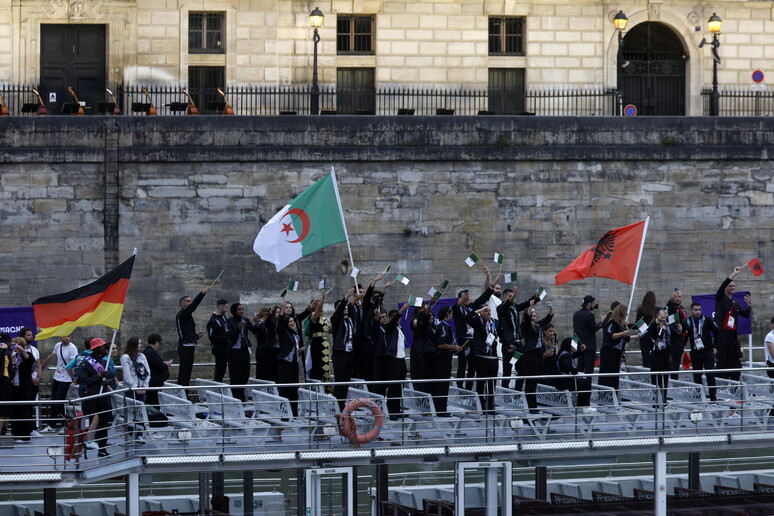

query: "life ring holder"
left=338, top=398, right=384, bottom=445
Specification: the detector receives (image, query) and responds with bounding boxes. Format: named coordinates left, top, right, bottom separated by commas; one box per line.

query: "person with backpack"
left=74, top=338, right=116, bottom=457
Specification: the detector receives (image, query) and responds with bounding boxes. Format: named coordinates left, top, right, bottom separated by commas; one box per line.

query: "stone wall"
left=1, top=115, right=773, bottom=360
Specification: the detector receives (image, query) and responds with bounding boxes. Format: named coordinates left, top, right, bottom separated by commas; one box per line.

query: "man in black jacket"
left=465, top=305, right=499, bottom=412
left=685, top=302, right=719, bottom=400
left=573, top=295, right=602, bottom=374
left=666, top=290, right=689, bottom=378
left=207, top=299, right=230, bottom=382
left=497, top=284, right=542, bottom=388
left=452, top=270, right=495, bottom=389
left=331, top=290, right=356, bottom=409
left=176, top=287, right=210, bottom=386
left=371, top=303, right=410, bottom=417
left=227, top=303, right=258, bottom=401
left=144, top=333, right=171, bottom=407
left=714, top=266, right=752, bottom=380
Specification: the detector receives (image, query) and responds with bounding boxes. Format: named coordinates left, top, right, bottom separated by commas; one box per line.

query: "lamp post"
left=708, top=13, right=722, bottom=116
left=309, top=7, right=324, bottom=115
left=613, top=10, right=628, bottom=61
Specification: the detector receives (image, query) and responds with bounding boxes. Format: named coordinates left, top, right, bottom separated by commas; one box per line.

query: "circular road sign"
left=624, top=104, right=638, bottom=117
left=753, top=70, right=765, bottom=83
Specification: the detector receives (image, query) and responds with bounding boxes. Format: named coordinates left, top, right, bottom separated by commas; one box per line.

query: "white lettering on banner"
left=0, top=326, right=24, bottom=334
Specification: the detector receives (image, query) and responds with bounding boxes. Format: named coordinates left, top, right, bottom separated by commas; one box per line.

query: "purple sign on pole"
left=0, top=306, right=38, bottom=344
left=691, top=293, right=751, bottom=336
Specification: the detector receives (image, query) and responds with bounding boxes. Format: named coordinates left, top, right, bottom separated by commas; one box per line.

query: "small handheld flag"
left=635, top=318, right=648, bottom=335
left=465, top=253, right=480, bottom=268
left=279, top=288, right=288, bottom=298
left=383, top=264, right=391, bottom=274
left=428, top=287, right=438, bottom=297
left=318, top=278, right=325, bottom=289
left=494, top=252, right=504, bottom=265
left=572, top=333, right=581, bottom=348
left=409, top=296, right=423, bottom=307
left=395, top=274, right=410, bottom=285
left=350, top=266, right=360, bottom=279
left=748, top=258, right=765, bottom=277
left=287, top=280, right=299, bottom=292
left=503, top=272, right=517, bottom=283
left=667, top=313, right=675, bottom=325
left=536, top=286, right=547, bottom=301
left=440, top=279, right=450, bottom=291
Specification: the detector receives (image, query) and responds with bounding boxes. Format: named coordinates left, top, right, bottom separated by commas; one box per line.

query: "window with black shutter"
left=337, top=15, right=375, bottom=55
left=488, top=17, right=525, bottom=56
left=189, top=12, right=225, bottom=53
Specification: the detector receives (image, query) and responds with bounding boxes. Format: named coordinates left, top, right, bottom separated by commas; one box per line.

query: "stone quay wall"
left=0, top=116, right=773, bottom=361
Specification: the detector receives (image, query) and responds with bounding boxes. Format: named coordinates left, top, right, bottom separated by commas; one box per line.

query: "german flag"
left=32, top=255, right=135, bottom=340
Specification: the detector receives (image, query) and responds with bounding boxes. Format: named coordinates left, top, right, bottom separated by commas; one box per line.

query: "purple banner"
left=398, top=297, right=458, bottom=348
left=691, top=292, right=752, bottom=336
left=0, top=306, right=37, bottom=344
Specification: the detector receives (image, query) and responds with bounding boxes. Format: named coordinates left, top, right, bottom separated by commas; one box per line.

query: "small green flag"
left=395, top=274, right=410, bottom=285
left=383, top=264, right=391, bottom=274
left=409, top=296, right=423, bottom=307
left=440, top=279, right=450, bottom=290
left=280, top=288, right=288, bottom=298
left=465, top=252, right=479, bottom=267
left=494, top=252, right=504, bottom=264
left=537, top=286, right=547, bottom=301
left=503, top=272, right=517, bottom=283
left=635, top=318, right=648, bottom=334
left=287, top=280, right=299, bottom=291
left=572, top=333, right=581, bottom=347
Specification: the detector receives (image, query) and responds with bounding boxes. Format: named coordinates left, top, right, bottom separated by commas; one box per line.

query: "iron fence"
left=1, top=83, right=623, bottom=117
left=701, top=88, right=774, bottom=116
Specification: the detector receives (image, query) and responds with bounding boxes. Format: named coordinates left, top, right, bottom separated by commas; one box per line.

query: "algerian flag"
left=465, top=253, right=479, bottom=267
left=572, top=333, right=581, bottom=348
left=409, top=296, right=423, bottom=307
left=279, top=288, right=288, bottom=298
left=635, top=318, right=648, bottom=335
left=350, top=266, right=360, bottom=279
left=428, top=286, right=438, bottom=297
left=318, top=278, right=325, bottom=289
left=253, top=171, right=348, bottom=272
left=288, top=280, right=299, bottom=291
left=537, top=286, right=547, bottom=300
left=667, top=313, right=675, bottom=325
left=395, top=274, right=409, bottom=285
left=503, top=272, right=517, bottom=283
left=440, top=279, right=450, bottom=291
left=494, top=252, right=504, bottom=264
left=383, top=264, right=391, bottom=274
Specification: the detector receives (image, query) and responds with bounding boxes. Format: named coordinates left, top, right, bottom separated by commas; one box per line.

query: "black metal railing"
left=0, top=83, right=623, bottom=116
left=701, top=88, right=774, bottom=116
left=0, top=84, right=45, bottom=115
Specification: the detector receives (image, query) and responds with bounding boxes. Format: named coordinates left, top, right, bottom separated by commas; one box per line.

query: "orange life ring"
left=338, top=398, right=384, bottom=444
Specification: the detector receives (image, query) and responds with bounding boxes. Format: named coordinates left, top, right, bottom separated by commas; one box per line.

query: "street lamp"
left=309, top=7, right=324, bottom=115
left=613, top=11, right=628, bottom=67
left=708, top=13, right=722, bottom=116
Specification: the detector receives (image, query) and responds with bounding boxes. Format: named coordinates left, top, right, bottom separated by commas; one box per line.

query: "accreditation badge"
left=694, top=337, right=704, bottom=351
left=724, top=313, right=736, bottom=330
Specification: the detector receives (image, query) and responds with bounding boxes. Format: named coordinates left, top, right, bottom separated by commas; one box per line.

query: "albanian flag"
left=32, top=255, right=135, bottom=339
left=555, top=220, right=647, bottom=286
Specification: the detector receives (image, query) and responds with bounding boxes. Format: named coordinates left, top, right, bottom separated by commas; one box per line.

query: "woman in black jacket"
left=519, top=301, right=554, bottom=413
left=555, top=337, right=593, bottom=410
left=276, top=315, right=305, bottom=416
left=599, top=305, right=637, bottom=390
left=648, top=308, right=672, bottom=402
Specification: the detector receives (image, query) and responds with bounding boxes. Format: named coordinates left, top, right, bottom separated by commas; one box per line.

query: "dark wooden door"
left=40, top=24, right=106, bottom=114
left=617, top=22, right=686, bottom=116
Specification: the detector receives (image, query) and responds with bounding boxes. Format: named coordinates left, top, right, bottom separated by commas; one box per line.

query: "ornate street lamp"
left=613, top=11, right=628, bottom=68
left=309, top=7, right=324, bottom=115
left=708, top=13, right=722, bottom=116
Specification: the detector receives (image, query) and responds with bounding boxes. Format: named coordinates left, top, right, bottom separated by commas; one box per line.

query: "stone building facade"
left=0, top=0, right=772, bottom=115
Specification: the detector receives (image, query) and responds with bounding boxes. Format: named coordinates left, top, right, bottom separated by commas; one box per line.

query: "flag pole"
left=330, top=166, right=359, bottom=294
left=625, top=217, right=650, bottom=315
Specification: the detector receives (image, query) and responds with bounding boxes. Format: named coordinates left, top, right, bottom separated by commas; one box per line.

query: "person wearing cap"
left=207, top=298, right=231, bottom=382
left=176, top=286, right=211, bottom=387
left=76, top=337, right=116, bottom=457
left=573, top=295, right=603, bottom=374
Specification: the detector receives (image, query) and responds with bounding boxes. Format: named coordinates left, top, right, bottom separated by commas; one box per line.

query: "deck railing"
left=701, top=88, right=774, bottom=116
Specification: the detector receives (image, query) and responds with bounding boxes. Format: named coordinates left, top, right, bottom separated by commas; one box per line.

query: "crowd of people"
left=0, top=263, right=765, bottom=451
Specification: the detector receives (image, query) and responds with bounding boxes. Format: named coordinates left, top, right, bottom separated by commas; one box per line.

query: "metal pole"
left=710, top=33, right=720, bottom=116
left=688, top=452, right=701, bottom=490
left=243, top=471, right=254, bottom=516
left=198, top=472, right=208, bottom=515
left=43, top=488, right=56, bottom=516
left=125, top=473, right=140, bottom=516
left=311, top=29, right=320, bottom=115
left=296, top=468, right=306, bottom=516
left=654, top=452, right=667, bottom=516
left=376, top=464, right=389, bottom=510
left=535, top=466, right=547, bottom=501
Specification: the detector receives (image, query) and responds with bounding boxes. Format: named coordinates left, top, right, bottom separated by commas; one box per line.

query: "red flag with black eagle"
left=555, top=220, right=647, bottom=286
left=748, top=258, right=764, bottom=277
